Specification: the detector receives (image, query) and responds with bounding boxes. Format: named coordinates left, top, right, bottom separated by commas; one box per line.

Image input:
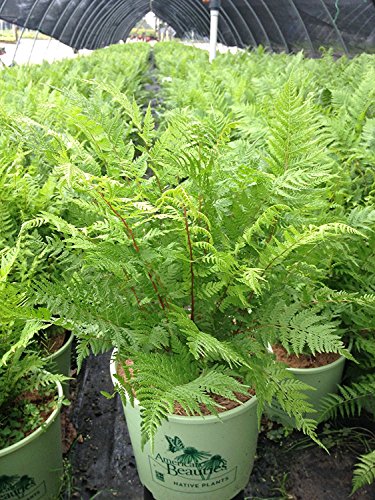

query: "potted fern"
left=0, top=129, right=76, bottom=384
left=0, top=282, right=65, bottom=498
left=34, top=80, right=362, bottom=499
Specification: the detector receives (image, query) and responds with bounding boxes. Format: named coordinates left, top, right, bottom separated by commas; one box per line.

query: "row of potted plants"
left=0, top=43, right=152, bottom=498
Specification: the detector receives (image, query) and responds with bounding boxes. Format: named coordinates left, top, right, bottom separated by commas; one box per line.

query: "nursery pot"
left=44, top=331, right=73, bottom=377
left=267, top=353, right=346, bottom=425
left=45, top=331, right=73, bottom=396
left=110, top=353, right=259, bottom=500
left=0, top=380, right=64, bottom=499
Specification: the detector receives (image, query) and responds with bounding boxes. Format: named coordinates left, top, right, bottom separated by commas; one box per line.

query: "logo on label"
left=149, top=435, right=237, bottom=493
left=0, top=475, right=46, bottom=500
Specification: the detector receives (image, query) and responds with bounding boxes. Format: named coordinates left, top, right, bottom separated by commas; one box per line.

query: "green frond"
left=352, top=450, right=375, bottom=493
left=172, top=312, right=246, bottom=368
left=265, top=78, right=330, bottom=176
left=319, top=376, right=375, bottom=423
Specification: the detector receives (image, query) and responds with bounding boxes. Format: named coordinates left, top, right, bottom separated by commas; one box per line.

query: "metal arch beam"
left=111, top=6, right=186, bottom=43
left=93, top=0, right=175, bottom=48
left=112, top=8, right=151, bottom=42
left=318, top=0, right=349, bottom=56
left=99, top=0, right=208, bottom=49
left=339, top=0, right=372, bottom=26
left=83, top=0, right=250, bottom=50
left=234, top=0, right=271, bottom=48
left=153, top=0, right=211, bottom=39
left=1, top=0, right=374, bottom=53
left=0, top=0, right=10, bottom=16
left=255, top=0, right=289, bottom=52
left=27, top=0, right=62, bottom=64
left=224, top=0, right=257, bottom=47
left=125, top=2, right=209, bottom=42
left=153, top=0, right=211, bottom=37
left=343, top=2, right=374, bottom=30
left=99, top=1, right=153, bottom=47
left=212, top=1, right=243, bottom=46
left=70, top=0, right=114, bottom=49
left=0, top=0, right=239, bottom=50
left=58, top=0, right=93, bottom=49
left=45, top=0, right=78, bottom=50
left=153, top=0, right=207, bottom=37
left=90, top=0, right=209, bottom=46
left=110, top=3, right=186, bottom=44
left=355, top=9, right=375, bottom=37
left=78, top=0, right=125, bottom=48
left=152, top=0, right=235, bottom=47
left=12, top=0, right=42, bottom=64
left=286, top=0, right=315, bottom=53
left=72, top=0, right=124, bottom=48
left=85, top=0, right=151, bottom=48
left=94, top=0, right=149, bottom=48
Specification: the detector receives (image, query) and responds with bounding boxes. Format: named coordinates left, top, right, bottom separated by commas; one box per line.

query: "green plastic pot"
left=267, top=354, right=346, bottom=425
left=45, top=332, right=73, bottom=396
left=44, top=331, right=73, bottom=377
left=0, top=381, right=64, bottom=499
left=110, top=353, right=259, bottom=500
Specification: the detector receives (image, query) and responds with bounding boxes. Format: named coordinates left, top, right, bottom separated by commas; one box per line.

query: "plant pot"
left=0, top=380, right=64, bottom=499
left=45, top=331, right=73, bottom=395
left=110, top=353, right=259, bottom=500
left=45, top=331, right=73, bottom=377
left=267, top=354, right=346, bottom=425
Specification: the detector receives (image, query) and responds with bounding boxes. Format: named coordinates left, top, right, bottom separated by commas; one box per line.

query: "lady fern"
left=24, top=77, right=368, bottom=447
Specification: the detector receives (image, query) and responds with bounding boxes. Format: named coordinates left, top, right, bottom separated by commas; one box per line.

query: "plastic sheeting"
left=0, top=0, right=374, bottom=55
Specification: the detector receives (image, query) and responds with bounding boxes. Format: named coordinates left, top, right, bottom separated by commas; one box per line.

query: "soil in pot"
left=273, top=344, right=341, bottom=368
left=117, top=361, right=255, bottom=417
left=42, top=328, right=74, bottom=395
left=268, top=345, right=346, bottom=425
left=1, top=388, right=58, bottom=449
left=0, top=381, right=64, bottom=499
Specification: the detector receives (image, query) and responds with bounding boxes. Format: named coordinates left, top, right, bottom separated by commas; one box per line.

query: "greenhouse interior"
left=0, top=0, right=374, bottom=499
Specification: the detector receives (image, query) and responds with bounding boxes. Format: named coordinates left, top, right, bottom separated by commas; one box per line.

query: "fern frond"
left=319, top=376, right=375, bottom=422
left=352, top=450, right=375, bottom=493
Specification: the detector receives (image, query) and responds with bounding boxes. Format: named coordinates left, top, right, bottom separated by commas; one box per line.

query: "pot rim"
left=286, top=354, right=346, bottom=374
left=109, top=349, right=257, bottom=423
left=0, top=379, right=63, bottom=458
left=44, top=330, right=73, bottom=362
left=267, top=343, right=346, bottom=374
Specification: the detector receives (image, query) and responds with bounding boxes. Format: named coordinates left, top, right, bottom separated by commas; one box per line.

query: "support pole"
left=209, top=0, right=220, bottom=62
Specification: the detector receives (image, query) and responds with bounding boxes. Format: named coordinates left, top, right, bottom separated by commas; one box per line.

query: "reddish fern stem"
left=147, top=272, right=166, bottom=310
left=97, top=190, right=166, bottom=310
left=183, top=206, right=195, bottom=322
left=130, top=286, right=142, bottom=308
left=97, top=191, right=139, bottom=252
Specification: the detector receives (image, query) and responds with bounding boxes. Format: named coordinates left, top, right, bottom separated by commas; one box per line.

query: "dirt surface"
left=173, top=389, right=255, bottom=416
left=64, top=350, right=375, bottom=499
left=116, top=360, right=254, bottom=416
left=273, top=344, right=341, bottom=368
left=39, top=328, right=68, bottom=355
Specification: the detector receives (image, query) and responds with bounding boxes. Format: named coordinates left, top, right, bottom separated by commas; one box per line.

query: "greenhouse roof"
left=0, top=0, right=374, bottom=55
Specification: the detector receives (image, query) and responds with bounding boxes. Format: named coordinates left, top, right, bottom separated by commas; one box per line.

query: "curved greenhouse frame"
left=0, top=0, right=373, bottom=55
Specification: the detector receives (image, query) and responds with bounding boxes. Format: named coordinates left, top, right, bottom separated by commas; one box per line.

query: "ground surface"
left=63, top=351, right=375, bottom=500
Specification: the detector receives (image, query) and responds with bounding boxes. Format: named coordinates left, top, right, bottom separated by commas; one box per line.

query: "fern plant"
left=0, top=277, right=66, bottom=449
left=21, top=73, right=370, bottom=449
